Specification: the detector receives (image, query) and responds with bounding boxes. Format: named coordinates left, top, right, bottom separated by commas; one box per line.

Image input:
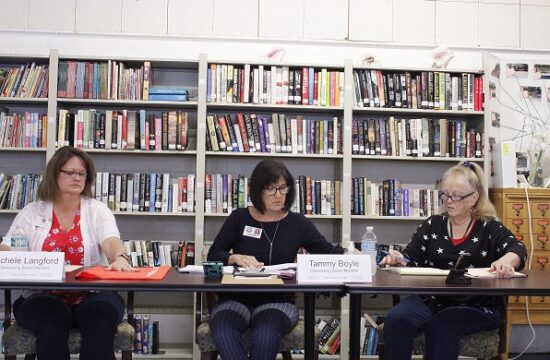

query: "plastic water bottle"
left=10, top=226, right=29, bottom=251
left=361, top=226, right=378, bottom=275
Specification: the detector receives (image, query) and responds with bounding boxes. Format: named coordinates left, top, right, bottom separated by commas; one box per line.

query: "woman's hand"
left=379, top=249, right=408, bottom=267
left=107, top=256, right=135, bottom=272
left=0, top=243, right=11, bottom=251
left=229, top=254, right=264, bottom=268
left=489, top=252, right=522, bottom=278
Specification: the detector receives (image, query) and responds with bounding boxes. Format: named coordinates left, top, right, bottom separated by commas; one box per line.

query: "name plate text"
left=0, top=251, right=65, bottom=281
left=297, top=254, right=372, bottom=283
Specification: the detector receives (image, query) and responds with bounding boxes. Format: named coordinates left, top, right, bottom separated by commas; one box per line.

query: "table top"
left=346, top=270, right=550, bottom=296
left=0, top=268, right=346, bottom=293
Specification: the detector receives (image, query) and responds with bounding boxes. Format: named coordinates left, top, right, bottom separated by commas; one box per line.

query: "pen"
left=380, top=249, right=411, bottom=263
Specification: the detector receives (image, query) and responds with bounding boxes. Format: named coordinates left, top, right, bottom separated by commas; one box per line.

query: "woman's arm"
left=101, top=236, right=133, bottom=271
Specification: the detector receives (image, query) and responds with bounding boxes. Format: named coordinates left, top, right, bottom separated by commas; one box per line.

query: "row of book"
left=206, top=112, right=342, bottom=155
left=351, top=117, right=483, bottom=158
left=207, top=64, right=345, bottom=107
left=352, top=178, right=443, bottom=217
left=57, top=60, right=151, bottom=100
left=133, top=314, right=160, bottom=355
left=317, top=318, right=341, bottom=355
left=359, top=314, right=384, bottom=355
left=122, top=240, right=195, bottom=268
left=353, top=70, right=483, bottom=111
left=0, top=63, right=49, bottom=98
left=56, top=109, right=189, bottom=151
left=0, top=173, right=42, bottom=210
left=0, top=110, right=48, bottom=148
left=205, top=174, right=342, bottom=216
left=93, top=172, right=196, bottom=213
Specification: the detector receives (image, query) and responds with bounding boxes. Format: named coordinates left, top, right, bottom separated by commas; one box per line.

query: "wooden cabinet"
left=490, top=188, right=550, bottom=357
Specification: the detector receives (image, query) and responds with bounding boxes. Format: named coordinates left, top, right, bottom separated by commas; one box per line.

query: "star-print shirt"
left=402, top=215, right=527, bottom=309
left=42, top=210, right=87, bottom=305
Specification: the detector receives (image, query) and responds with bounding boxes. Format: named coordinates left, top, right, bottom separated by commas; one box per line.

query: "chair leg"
left=4, top=356, right=16, bottom=360
left=24, top=355, right=36, bottom=360
left=281, top=350, right=293, bottom=360
left=121, top=349, right=133, bottom=360
left=111, top=352, right=116, bottom=360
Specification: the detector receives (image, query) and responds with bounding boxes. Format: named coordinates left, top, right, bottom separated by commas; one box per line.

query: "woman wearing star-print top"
left=379, top=161, right=527, bottom=360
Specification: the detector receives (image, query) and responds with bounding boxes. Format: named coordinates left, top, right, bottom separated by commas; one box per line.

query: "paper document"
left=384, top=266, right=527, bottom=278
left=385, top=267, right=450, bottom=276
left=177, top=265, right=234, bottom=275
left=466, top=268, right=527, bottom=278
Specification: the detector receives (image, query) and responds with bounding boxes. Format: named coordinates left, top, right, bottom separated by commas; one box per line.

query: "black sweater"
left=208, top=208, right=344, bottom=306
left=403, top=215, right=527, bottom=309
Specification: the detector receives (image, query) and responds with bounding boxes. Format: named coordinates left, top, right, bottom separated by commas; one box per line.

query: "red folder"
left=76, top=266, right=170, bottom=280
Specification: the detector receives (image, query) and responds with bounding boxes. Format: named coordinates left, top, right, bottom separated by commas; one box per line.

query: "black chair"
left=2, top=290, right=136, bottom=360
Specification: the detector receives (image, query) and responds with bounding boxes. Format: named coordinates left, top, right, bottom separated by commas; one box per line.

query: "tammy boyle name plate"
left=297, top=254, right=372, bottom=283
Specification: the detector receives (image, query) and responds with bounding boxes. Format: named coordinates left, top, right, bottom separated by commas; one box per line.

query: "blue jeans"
left=210, top=300, right=299, bottom=360
left=14, top=291, right=124, bottom=360
left=383, top=295, right=499, bottom=360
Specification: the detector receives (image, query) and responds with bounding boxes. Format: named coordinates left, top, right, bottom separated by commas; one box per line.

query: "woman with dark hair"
left=379, top=161, right=527, bottom=360
left=1, top=146, right=133, bottom=360
left=207, top=159, right=344, bottom=360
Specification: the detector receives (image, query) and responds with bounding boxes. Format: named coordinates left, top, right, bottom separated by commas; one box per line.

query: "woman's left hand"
left=107, top=257, right=135, bottom=272
left=489, top=259, right=516, bottom=278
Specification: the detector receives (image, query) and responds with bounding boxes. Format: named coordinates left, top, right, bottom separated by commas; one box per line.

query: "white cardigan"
left=5, top=197, right=120, bottom=266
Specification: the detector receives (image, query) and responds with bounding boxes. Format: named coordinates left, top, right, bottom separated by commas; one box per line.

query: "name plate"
left=297, top=254, right=372, bottom=284
left=0, top=251, right=65, bottom=281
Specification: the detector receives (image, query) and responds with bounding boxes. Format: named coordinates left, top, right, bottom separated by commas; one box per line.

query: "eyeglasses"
left=440, top=191, right=475, bottom=202
left=263, top=185, right=289, bottom=196
left=60, top=169, right=88, bottom=179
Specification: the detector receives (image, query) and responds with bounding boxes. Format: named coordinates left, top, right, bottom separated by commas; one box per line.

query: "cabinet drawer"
left=532, top=202, right=550, bottom=219
left=534, top=233, right=550, bottom=251
left=505, top=202, right=528, bottom=219
left=505, top=218, right=529, bottom=234
left=509, top=295, right=526, bottom=304
left=532, top=253, right=550, bottom=271
left=533, top=218, right=550, bottom=234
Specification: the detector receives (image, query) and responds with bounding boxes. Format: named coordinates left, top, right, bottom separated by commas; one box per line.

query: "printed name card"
left=0, top=251, right=65, bottom=281
left=297, top=254, right=372, bottom=283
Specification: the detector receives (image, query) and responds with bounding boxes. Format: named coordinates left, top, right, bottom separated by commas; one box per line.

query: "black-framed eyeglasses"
left=263, top=185, right=289, bottom=196
left=60, top=169, right=88, bottom=179
left=440, top=191, right=475, bottom=202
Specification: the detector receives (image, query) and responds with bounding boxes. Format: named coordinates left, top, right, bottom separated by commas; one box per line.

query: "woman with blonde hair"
left=380, top=161, right=527, bottom=360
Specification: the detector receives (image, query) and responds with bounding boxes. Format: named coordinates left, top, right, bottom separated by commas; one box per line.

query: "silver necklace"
left=259, top=221, right=279, bottom=265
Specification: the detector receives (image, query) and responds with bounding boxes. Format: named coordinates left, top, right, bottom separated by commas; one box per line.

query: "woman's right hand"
left=229, top=254, right=264, bottom=268
left=379, top=249, right=408, bottom=267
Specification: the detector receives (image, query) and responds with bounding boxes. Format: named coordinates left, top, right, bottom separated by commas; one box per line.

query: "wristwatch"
left=116, top=253, right=131, bottom=263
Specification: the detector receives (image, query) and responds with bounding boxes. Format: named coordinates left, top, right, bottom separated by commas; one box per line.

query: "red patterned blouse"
left=43, top=210, right=87, bottom=304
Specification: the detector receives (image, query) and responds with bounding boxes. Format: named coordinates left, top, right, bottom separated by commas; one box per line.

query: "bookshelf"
left=344, top=60, right=488, bottom=358
left=0, top=50, right=489, bottom=359
left=0, top=54, right=53, bottom=234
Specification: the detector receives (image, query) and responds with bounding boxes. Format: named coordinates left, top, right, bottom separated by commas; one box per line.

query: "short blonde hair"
left=441, top=161, right=498, bottom=220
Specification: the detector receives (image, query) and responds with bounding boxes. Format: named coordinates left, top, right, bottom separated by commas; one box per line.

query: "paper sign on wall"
left=297, top=254, right=372, bottom=284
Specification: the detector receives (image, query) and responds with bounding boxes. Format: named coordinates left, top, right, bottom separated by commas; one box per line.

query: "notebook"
left=385, top=267, right=527, bottom=278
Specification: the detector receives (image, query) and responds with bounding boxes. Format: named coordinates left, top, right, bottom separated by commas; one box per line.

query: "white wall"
left=1, top=0, right=550, bottom=71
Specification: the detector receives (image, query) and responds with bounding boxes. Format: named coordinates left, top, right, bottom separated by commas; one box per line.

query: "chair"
left=195, top=292, right=320, bottom=360
left=377, top=295, right=508, bottom=360
left=2, top=290, right=136, bottom=360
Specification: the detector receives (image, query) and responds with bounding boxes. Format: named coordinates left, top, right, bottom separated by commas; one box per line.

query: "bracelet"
left=116, top=253, right=131, bottom=263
